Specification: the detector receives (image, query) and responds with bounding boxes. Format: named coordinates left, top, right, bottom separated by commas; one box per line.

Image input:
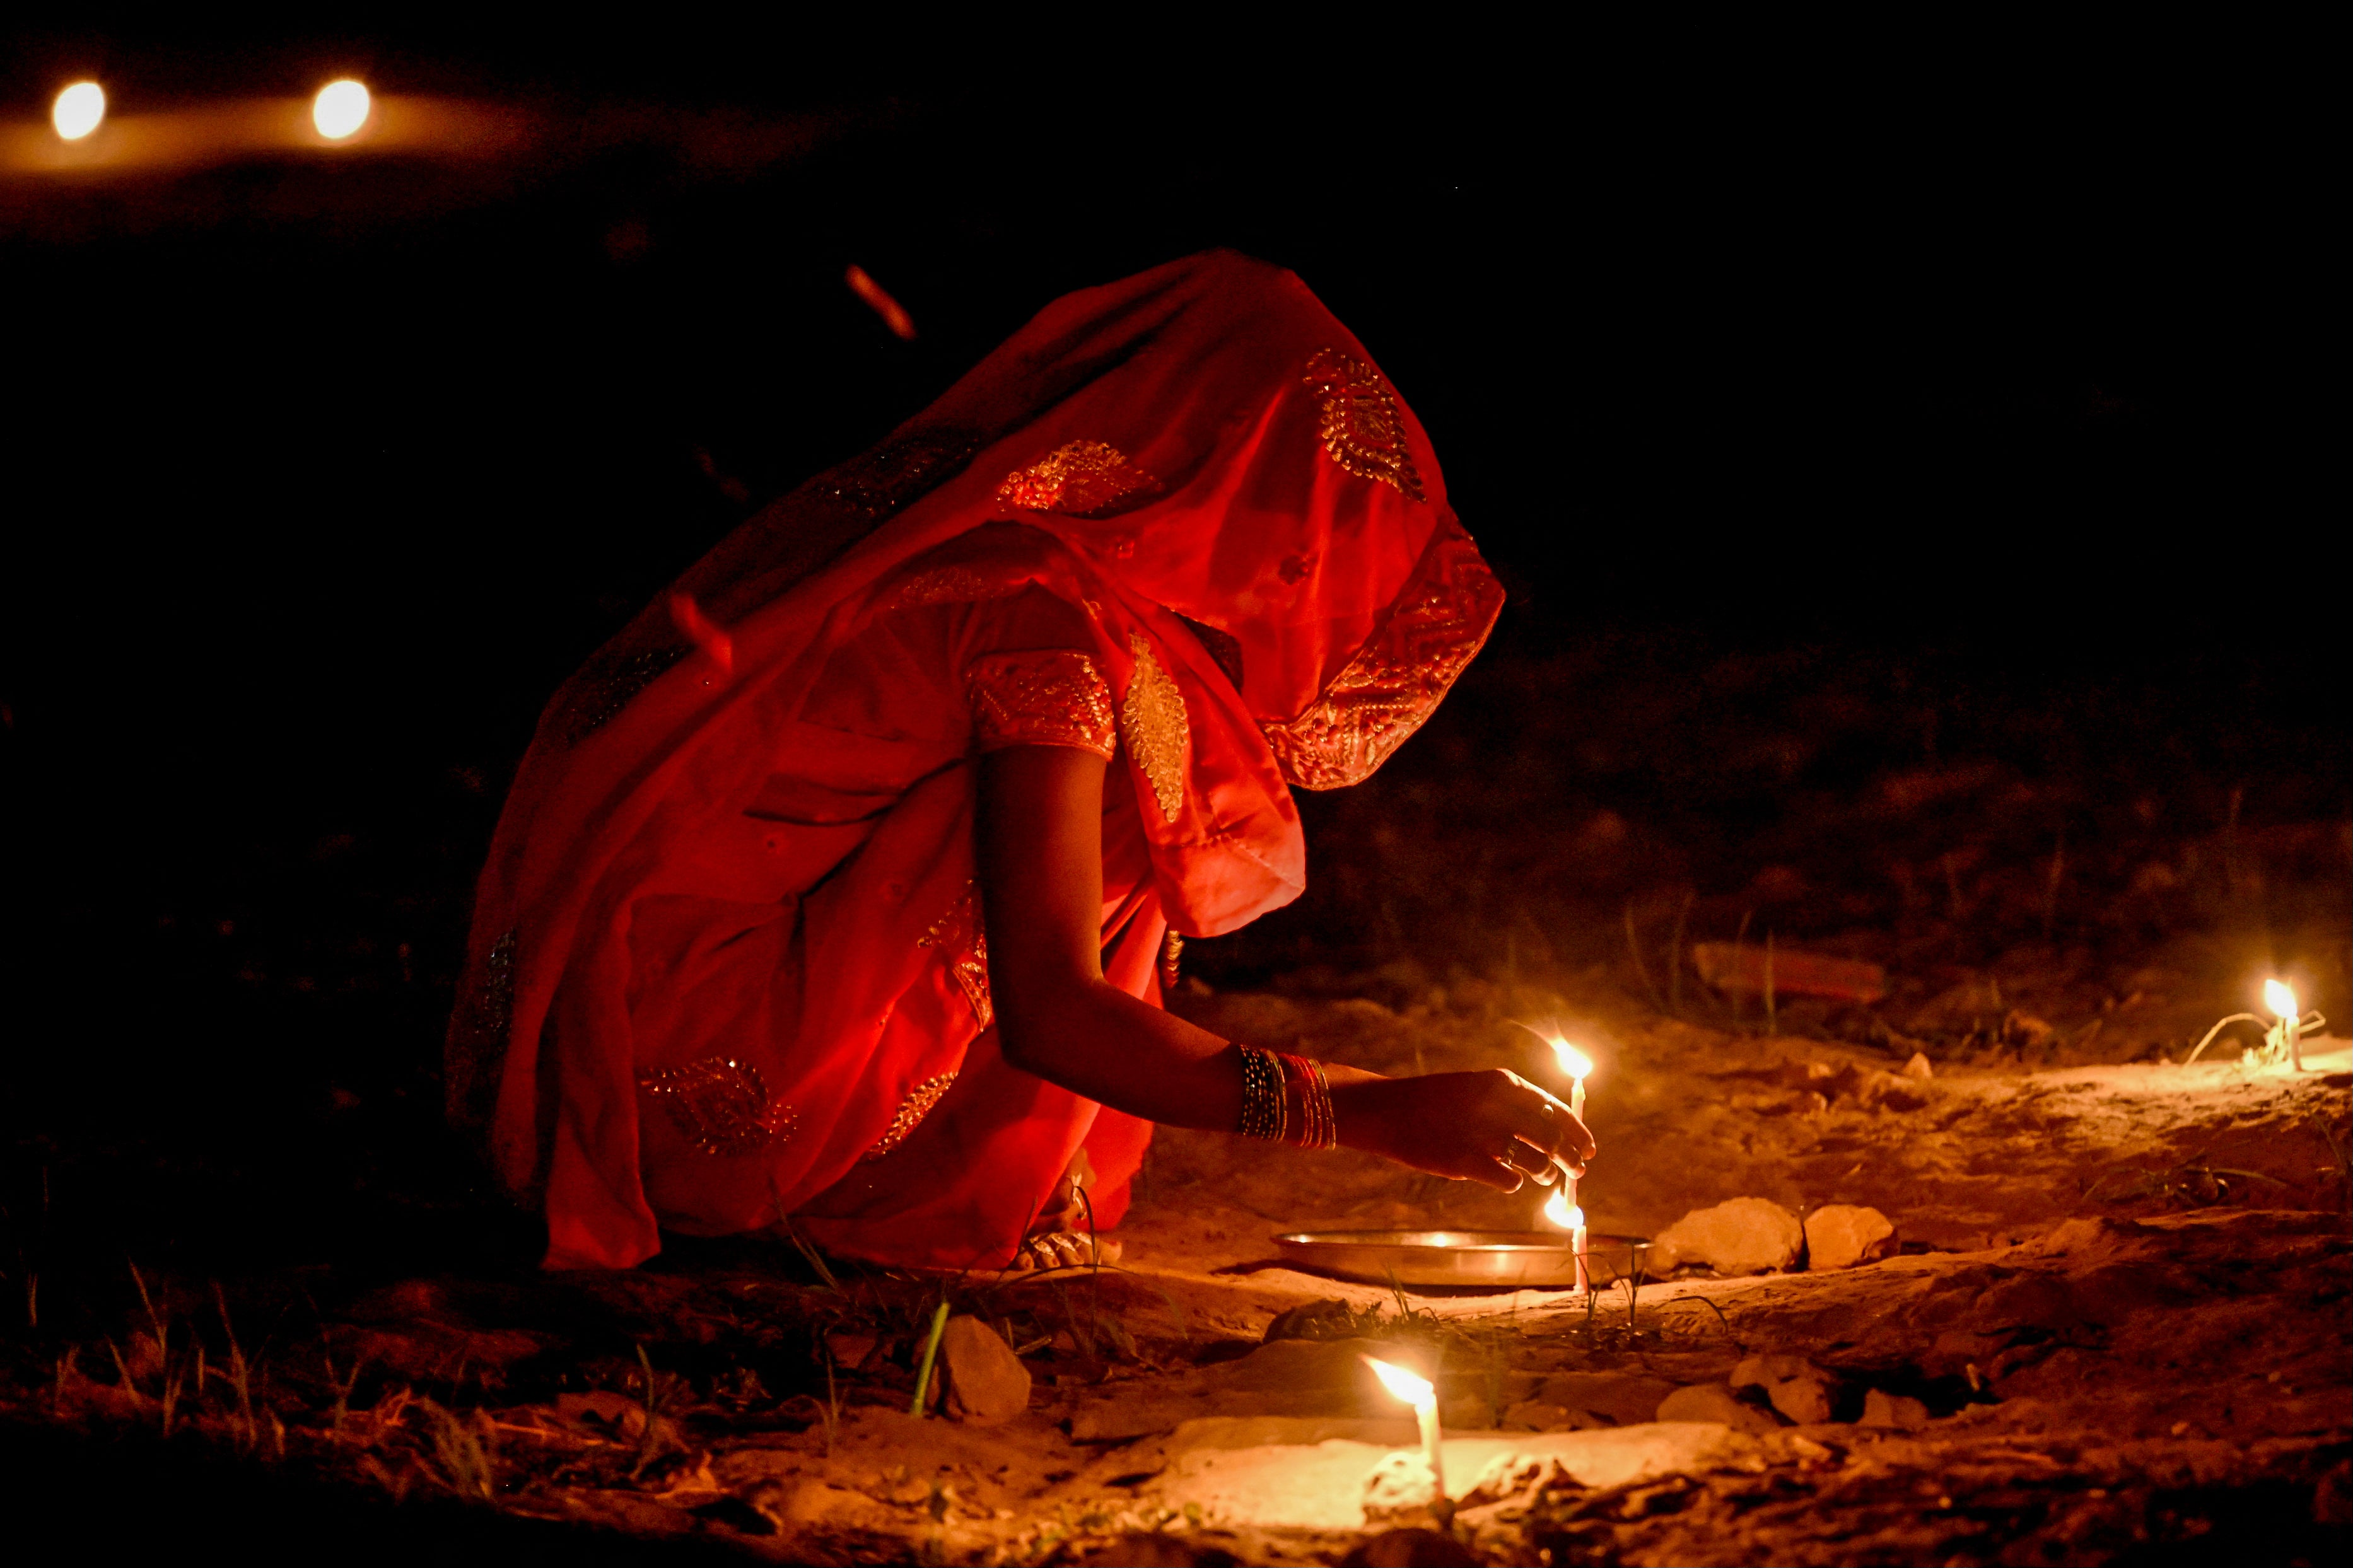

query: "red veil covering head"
left=450, top=251, right=1502, bottom=1270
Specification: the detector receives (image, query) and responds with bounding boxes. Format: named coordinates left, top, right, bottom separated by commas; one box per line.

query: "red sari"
left=447, top=252, right=1503, bottom=1270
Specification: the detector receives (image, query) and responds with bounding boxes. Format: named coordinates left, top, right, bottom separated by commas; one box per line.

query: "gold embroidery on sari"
left=1120, top=634, right=1189, bottom=821
left=860, top=1071, right=960, bottom=1161
left=637, top=1058, right=798, bottom=1156
left=918, top=882, right=993, bottom=1029
left=966, top=651, right=1117, bottom=758
left=1160, top=929, right=1184, bottom=991
left=891, top=565, right=1027, bottom=610
left=1260, top=525, right=1503, bottom=790
left=1302, top=348, right=1425, bottom=502
left=996, top=440, right=1163, bottom=516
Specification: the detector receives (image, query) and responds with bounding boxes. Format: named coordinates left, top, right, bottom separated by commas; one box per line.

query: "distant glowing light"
left=2264, top=980, right=2299, bottom=1021
left=53, top=82, right=106, bottom=141
left=313, top=79, right=371, bottom=140
left=1543, top=1189, right=1584, bottom=1230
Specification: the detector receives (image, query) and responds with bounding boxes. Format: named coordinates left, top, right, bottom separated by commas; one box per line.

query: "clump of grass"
left=411, top=1397, right=498, bottom=1501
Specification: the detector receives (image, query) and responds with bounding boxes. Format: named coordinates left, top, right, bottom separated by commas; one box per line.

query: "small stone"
left=1655, top=1383, right=1784, bottom=1434
left=1650, top=1198, right=1804, bottom=1275
left=1859, top=1388, right=1931, bottom=1429
left=1732, top=1354, right=1839, bottom=1425
left=1263, top=1298, right=1356, bottom=1342
left=1903, top=1052, right=1934, bottom=1079
left=939, top=1315, right=1031, bottom=1426
left=824, top=1333, right=877, bottom=1370
left=1805, top=1205, right=1897, bottom=1270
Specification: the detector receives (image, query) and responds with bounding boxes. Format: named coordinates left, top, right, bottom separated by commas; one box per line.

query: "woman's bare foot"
left=1011, top=1149, right=1119, bottom=1268
left=1008, top=1230, right=1123, bottom=1270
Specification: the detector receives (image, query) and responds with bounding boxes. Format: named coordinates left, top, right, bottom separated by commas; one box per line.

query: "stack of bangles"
left=1235, top=1043, right=1337, bottom=1151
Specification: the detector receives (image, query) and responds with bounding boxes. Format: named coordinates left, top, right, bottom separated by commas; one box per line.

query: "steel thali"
left=1271, top=1230, right=1652, bottom=1291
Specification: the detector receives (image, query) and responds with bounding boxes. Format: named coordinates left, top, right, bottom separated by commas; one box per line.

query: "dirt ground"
left=3, top=634, right=2345, bottom=1564
left=3, top=977, right=2345, bottom=1564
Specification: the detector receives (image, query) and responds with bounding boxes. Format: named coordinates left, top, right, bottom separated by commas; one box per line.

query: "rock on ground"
left=1859, top=1388, right=1932, bottom=1429
left=1654, top=1383, right=1785, bottom=1434
left=940, top=1315, right=1031, bottom=1425
left=1805, top=1204, right=1897, bottom=1269
left=1651, top=1197, right=1804, bottom=1274
left=1732, top=1354, right=1840, bottom=1425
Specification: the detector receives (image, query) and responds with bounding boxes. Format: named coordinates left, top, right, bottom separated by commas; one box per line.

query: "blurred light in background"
left=313, top=80, right=371, bottom=140
left=52, top=81, right=107, bottom=141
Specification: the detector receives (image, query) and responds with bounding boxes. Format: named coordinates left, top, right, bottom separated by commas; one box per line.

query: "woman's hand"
left=1330, top=1069, right=1596, bottom=1193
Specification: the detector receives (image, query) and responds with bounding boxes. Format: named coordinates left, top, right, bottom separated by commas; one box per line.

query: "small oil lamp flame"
left=1362, top=1356, right=1444, bottom=1504
left=2265, top=979, right=2299, bottom=1021
left=1551, top=1038, right=1593, bottom=1082
left=1363, top=1356, right=1433, bottom=1407
left=2188, top=979, right=2326, bottom=1072
left=1542, top=1190, right=1590, bottom=1292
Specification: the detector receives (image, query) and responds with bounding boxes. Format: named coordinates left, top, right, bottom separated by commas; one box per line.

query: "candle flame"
left=313, top=80, right=372, bottom=140
left=54, top=82, right=106, bottom=141
left=1543, top=1188, right=1585, bottom=1229
left=2264, top=979, right=2298, bottom=1021
left=1361, top=1356, right=1433, bottom=1407
left=1551, top=1038, right=1593, bottom=1080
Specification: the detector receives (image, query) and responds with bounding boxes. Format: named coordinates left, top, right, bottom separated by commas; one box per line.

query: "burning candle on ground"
left=1544, top=1186, right=1591, bottom=1292
left=2265, top=980, right=2304, bottom=1071
left=1362, top=1356, right=1444, bottom=1505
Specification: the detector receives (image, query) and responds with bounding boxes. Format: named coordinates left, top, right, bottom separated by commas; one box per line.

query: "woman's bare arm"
left=978, top=745, right=1595, bottom=1191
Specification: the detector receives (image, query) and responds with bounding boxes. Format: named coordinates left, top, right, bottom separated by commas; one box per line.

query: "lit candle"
left=1550, top=1038, right=1592, bottom=1124
left=1543, top=1187, right=1591, bottom=1293
left=2264, top=979, right=2304, bottom=1071
left=1362, top=1356, right=1444, bottom=1506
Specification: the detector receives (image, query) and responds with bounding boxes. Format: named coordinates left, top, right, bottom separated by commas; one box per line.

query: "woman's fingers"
left=1493, top=1073, right=1597, bottom=1168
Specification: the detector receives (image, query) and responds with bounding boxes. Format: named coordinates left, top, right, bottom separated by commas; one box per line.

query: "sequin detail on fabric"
left=817, top=426, right=989, bottom=521
left=996, top=440, right=1164, bottom=516
left=636, top=1058, right=798, bottom=1156
left=445, top=927, right=518, bottom=1132
left=1261, top=524, right=1502, bottom=790
left=918, top=883, right=993, bottom=1029
left=552, top=646, right=690, bottom=747
left=1120, top=634, right=1189, bottom=822
left=892, top=565, right=1026, bottom=610
left=1302, top=348, right=1425, bottom=502
left=860, top=1071, right=960, bottom=1162
left=552, top=427, right=983, bottom=746
left=966, top=651, right=1117, bottom=758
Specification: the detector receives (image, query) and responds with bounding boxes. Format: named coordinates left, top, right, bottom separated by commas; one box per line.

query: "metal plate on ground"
left=1270, top=1229, right=1653, bottom=1290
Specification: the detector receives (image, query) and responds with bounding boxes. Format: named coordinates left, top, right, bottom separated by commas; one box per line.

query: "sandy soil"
left=7, top=978, right=2344, bottom=1565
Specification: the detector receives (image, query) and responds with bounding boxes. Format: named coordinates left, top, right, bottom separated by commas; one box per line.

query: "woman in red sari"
left=447, top=252, right=1595, bottom=1272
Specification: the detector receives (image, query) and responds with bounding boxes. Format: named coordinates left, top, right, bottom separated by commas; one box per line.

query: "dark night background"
left=1, top=28, right=2336, bottom=1271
